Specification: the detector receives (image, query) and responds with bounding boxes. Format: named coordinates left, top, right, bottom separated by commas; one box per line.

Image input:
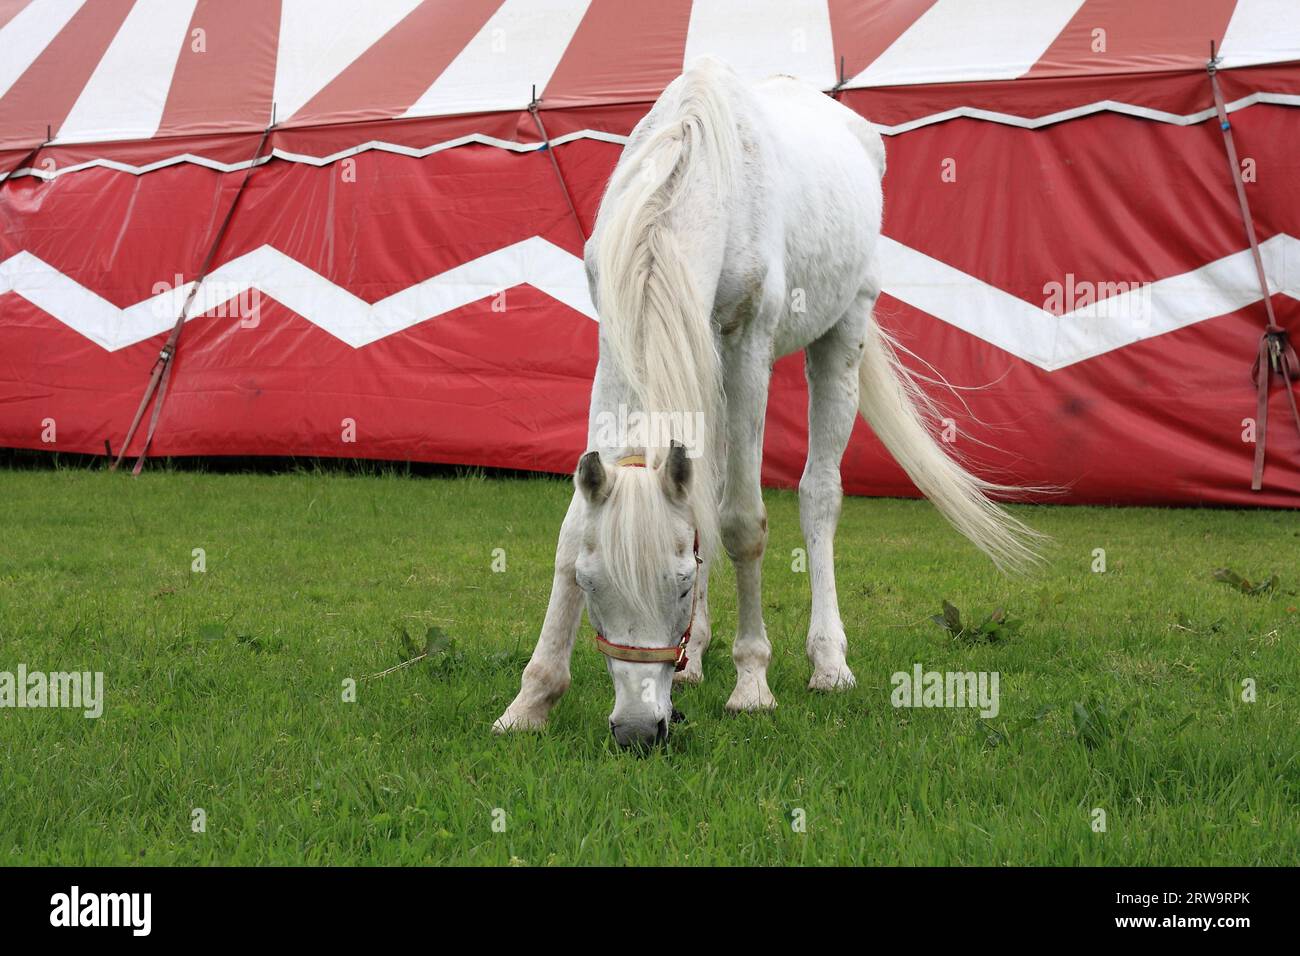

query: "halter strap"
left=594, top=634, right=690, bottom=667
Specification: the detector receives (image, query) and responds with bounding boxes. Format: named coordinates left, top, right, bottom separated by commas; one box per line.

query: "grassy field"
left=0, top=463, right=1296, bottom=865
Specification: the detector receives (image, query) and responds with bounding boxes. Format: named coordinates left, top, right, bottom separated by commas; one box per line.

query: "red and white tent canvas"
left=2, top=0, right=1299, bottom=505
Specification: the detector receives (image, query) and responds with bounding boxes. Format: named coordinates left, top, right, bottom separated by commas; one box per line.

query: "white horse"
left=494, top=58, right=1037, bottom=749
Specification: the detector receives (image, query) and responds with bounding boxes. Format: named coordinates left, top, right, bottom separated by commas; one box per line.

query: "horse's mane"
left=590, top=59, right=740, bottom=569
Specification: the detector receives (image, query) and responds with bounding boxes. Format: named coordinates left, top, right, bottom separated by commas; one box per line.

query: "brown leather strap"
left=1251, top=328, right=1300, bottom=490
left=1251, top=333, right=1271, bottom=491
left=1208, top=53, right=1298, bottom=491
left=1208, top=65, right=1278, bottom=331
left=130, top=342, right=179, bottom=476
left=593, top=635, right=685, bottom=666
left=113, top=347, right=169, bottom=473
left=1283, top=347, right=1300, bottom=456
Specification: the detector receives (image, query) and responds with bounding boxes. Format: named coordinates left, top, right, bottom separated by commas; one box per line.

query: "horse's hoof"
left=808, top=666, right=857, bottom=692
left=491, top=710, right=547, bottom=733
left=725, top=682, right=777, bottom=713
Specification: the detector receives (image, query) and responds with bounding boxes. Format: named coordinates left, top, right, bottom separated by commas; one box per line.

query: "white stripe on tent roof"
left=0, top=0, right=87, bottom=102
left=847, top=0, right=1086, bottom=89
left=54, top=0, right=196, bottom=144
left=1218, top=0, right=1300, bottom=69
left=683, top=0, right=837, bottom=88
left=274, top=0, right=423, bottom=123
left=402, top=0, right=592, bottom=119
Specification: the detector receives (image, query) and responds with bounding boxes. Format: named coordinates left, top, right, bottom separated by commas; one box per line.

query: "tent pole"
left=113, top=117, right=276, bottom=475
left=1206, top=42, right=1300, bottom=491
left=528, top=87, right=588, bottom=243
left=829, top=55, right=847, bottom=101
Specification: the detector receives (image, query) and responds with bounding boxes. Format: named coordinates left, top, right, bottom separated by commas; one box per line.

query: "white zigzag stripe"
left=878, top=233, right=1300, bottom=371
left=4, top=93, right=1300, bottom=184
left=0, top=236, right=596, bottom=352
left=1, top=234, right=1297, bottom=370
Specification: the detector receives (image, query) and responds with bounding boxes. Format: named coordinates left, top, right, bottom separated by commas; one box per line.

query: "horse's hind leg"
left=492, top=491, right=585, bottom=731
left=801, top=292, right=873, bottom=690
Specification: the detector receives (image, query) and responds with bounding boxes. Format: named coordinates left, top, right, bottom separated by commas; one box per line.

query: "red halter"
left=592, top=455, right=701, bottom=673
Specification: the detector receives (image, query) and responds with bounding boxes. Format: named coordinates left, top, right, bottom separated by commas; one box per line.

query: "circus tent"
left=2, top=0, right=1298, bottom=505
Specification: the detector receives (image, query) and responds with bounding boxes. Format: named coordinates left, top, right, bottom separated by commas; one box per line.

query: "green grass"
left=0, top=465, right=1297, bottom=865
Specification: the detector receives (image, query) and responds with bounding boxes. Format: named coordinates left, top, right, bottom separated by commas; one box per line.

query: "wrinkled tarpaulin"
left=1, top=0, right=1297, bottom=505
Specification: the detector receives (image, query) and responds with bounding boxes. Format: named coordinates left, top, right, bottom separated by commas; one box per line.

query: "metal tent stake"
left=1206, top=41, right=1300, bottom=491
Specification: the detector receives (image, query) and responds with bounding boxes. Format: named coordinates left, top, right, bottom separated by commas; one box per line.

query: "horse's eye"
left=679, top=588, right=691, bottom=601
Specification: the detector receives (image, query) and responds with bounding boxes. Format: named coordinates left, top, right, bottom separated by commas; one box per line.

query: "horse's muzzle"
left=610, top=716, right=669, bottom=750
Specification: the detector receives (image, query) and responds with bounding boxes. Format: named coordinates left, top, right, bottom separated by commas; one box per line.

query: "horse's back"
left=604, top=61, right=887, bottom=355
left=743, top=75, right=885, bottom=351
left=753, top=76, right=884, bottom=182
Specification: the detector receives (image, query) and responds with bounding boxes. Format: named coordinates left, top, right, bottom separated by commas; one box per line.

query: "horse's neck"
left=586, top=189, right=727, bottom=437
left=586, top=340, right=716, bottom=440
left=586, top=337, right=724, bottom=466
left=583, top=74, right=738, bottom=548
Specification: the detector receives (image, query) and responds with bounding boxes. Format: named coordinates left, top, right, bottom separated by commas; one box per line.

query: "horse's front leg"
left=492, top=491, right=585, bottom=732
left=721, top=341, right=776, bottom=713
left=673, top=557, right=711, bottom=685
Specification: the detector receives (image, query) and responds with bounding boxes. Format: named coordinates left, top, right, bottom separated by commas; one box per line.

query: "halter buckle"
left=674, top=636, right=690, bottom=669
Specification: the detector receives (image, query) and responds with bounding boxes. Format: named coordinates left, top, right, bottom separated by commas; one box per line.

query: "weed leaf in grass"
left=975, top=608, right=1021, bottom=644
left=932, top=601, right=963, bottom=635
left=376, top=625, right=459, bottom=682
left=932, top=601, right=1020, bottom=644
left=422, top=628, right=460, bottom=680
left=424, top=626, right=450, bottom=658
left=1072, top=697, right=1133, bottom=749
left=197, top=623, right=225, bottom=642
left=1213, top=568, right=1279, bottom=596
left=397, top=627, right=418, bottom=661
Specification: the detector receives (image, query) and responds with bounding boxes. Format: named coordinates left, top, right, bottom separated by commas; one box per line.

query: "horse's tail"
left=591, top=58, right=738, bottom=555
left=857, top=313, right=1044, bottom=572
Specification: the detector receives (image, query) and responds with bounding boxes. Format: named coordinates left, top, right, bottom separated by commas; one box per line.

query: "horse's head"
left=575, top=442, right=700, bottom=750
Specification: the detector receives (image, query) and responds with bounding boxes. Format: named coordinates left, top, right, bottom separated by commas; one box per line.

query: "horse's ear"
left=576, top=451, right=610, bottom=504
left=660, top=440, right=691, bottom=501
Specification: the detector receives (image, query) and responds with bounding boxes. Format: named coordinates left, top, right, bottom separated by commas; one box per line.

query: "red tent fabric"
left=2, top=0, right=1298, bottom=505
